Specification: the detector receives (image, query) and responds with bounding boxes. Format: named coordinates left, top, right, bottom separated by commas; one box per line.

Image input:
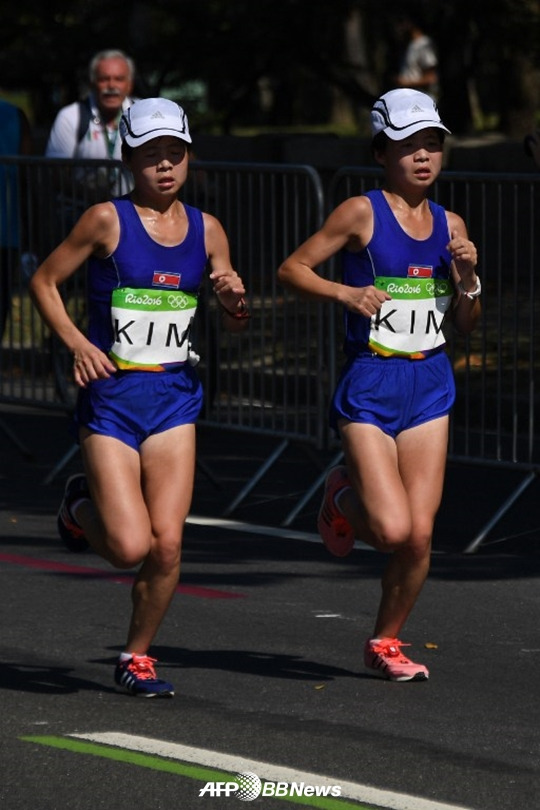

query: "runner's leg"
left=339, top=416, right=448, bottom=638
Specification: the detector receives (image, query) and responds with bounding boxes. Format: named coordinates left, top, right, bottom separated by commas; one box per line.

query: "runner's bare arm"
left=446, top=212, right=481, bottom=334
left=203, top=212, right=249, bottom=333
left=29, top=203, right=119, bottom=385
left=278, top=197, right=391, bottom=317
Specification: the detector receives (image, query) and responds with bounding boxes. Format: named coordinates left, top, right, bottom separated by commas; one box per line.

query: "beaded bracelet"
left=217, top=296, right=251, bottom=320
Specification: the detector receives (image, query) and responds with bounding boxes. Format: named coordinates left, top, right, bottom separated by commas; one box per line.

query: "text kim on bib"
left=109, top=287, right=198, bottom=371
left=368, top=276, right=454, bottom=359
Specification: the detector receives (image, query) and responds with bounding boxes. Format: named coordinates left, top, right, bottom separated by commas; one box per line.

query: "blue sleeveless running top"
left=341, top=189, right=453, bottom=358
left=86, top=198, right=207, bottom=365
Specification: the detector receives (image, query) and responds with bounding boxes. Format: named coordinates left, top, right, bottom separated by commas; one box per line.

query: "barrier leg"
left=281, top=449, right=344, bottom=527
left=195, top=457, right=222, bottom=490
left=463, top=471, right=538, bottom=554
left=222, top=439, right=289, bottom=517
left=41, top=442, right=80, bottom=485
left=0, top=416, right=34, bottom=460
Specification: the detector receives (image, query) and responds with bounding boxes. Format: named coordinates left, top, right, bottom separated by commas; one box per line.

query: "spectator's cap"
left=371, top=89, right=450, bottom=141
left=120, top=97, right=192, bottom=147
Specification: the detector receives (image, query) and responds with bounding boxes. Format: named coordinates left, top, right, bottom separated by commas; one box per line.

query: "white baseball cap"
left=120, top=97, right=192, bottom=147
left=371, top=89, right=450, bottom=141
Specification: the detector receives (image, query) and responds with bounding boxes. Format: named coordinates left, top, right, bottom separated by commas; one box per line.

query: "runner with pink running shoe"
left=278, top=88, right=481, bottom=682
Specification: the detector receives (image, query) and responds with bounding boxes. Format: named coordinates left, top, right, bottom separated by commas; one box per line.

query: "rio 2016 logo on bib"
left=109, top=286, right=198, bottom=371
left=368, top=275, right=453, bottom=359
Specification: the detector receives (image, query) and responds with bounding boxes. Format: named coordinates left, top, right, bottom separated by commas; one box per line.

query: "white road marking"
left=70, top=731, right=473, bottom=810
left=187, top=514, right=373, bottom=549
left=314, top=613, right=343, bottom=618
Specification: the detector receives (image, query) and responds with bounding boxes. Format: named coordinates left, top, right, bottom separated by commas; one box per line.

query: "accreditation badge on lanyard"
left=109, top=287, right=198, bottom=371
left=368, top=276, right=453, bottom=359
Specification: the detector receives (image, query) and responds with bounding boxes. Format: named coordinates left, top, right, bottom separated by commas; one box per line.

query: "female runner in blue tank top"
left=30, top=98, right=249, bottom=697
left=278, top=89, right=481, bottom=682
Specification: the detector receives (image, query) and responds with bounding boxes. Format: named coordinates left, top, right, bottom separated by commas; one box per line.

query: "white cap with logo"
left=120, top=97, right=192, bottom=147
left=371, top=89, right=450, bottom=141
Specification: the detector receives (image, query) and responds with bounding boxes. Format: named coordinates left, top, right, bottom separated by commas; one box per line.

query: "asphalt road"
left=2, top=405, right=540, bottom=810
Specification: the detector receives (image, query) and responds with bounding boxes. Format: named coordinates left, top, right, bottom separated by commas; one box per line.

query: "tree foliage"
left=1, top=0, right=539, bottom=137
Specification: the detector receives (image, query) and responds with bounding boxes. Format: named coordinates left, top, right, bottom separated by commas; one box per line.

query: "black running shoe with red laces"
left=114, top=654, right=174, bottom=698
left=57, top=474, right=90, bottom=552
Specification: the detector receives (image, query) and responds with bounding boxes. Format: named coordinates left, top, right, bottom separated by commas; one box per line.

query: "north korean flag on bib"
left=152, top=271, right=181, bottom=288
left=407, top=265, right=433, bottom=278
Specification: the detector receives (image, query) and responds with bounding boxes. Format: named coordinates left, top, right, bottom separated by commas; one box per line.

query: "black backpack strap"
left=77, top=98, right=93, bottom=145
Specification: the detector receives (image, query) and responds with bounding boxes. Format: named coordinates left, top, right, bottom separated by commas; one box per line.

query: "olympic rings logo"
left=167, top=294, right=193, bottom=309
left=425, top=281, right=451, bottom=296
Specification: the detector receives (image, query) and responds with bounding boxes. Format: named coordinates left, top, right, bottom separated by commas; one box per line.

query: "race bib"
left=368, top=276, right=453, bottom=359
left=109, top=287, right=198, bottom=371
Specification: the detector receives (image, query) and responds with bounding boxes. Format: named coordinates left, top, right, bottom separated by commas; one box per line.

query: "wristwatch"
left=457, top=276, right=482, bottom=299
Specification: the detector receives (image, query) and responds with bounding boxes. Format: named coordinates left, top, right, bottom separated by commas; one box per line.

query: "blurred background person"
left=46, top=49, right=137, bottom=204
left=390, top=9, right=439, bottom=98
left=0, top=98, right=33, bottom=338
left=46, top=49, right=136, bottom=162
left=524, top=128, right=540, bottom=168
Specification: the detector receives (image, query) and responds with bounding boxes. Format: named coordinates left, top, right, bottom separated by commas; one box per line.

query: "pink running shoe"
left=317, top=465, right=354, bottom=557
left=364, top=638, right=429, bottom=682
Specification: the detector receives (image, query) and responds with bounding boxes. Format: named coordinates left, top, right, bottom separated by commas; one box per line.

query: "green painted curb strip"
left=21, top=735, right=379, bottom=810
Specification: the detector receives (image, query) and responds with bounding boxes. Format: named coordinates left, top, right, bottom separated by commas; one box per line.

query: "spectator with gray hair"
left=45, top=49, right=138, bottom=218
left=46, top=49, right=136, bottom=162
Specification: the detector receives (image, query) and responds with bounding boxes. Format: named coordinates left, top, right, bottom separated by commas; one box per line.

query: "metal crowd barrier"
left=0, top=156, right=134, bottom=413
left=1, top=156, right=539, bottom=551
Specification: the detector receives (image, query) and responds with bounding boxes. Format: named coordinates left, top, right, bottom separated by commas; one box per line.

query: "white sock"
left=70, top=497, right=90, bottom=525
left=334, top=486, right=350, bottom=515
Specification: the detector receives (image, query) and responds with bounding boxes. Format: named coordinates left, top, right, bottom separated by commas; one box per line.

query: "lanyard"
left=88, top=96, right=123, bottom=159
left=103, top=118, right=120, bottom=159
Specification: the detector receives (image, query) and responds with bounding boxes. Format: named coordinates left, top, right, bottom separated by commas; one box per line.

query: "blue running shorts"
left=330, top=349, right=456, bottom=438
left=74, top=364, right=203, bottom=451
